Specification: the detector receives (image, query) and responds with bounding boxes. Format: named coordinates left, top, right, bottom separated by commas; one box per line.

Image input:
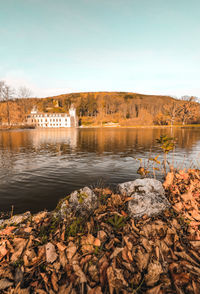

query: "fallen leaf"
left=145, top=260, right=163, bottom=287
left=0, top=226, right=15, bottom=235
left=66, top=242, right=77, bottom=261
left=45, top=242, right=58, bottom=263
left=81, top=234, right=95, bottom=253
left=146, top=284, right=162, bottom=294
left=0, top=278, right=13, bottom=290
left=72, top=261, right=87, bottom=283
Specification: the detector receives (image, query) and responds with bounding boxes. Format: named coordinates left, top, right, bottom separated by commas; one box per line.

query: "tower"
left=31, top=106, right=38, bottom=114
left=69, top=105, right=77, bottom=127
left=69, top=105, right=76, bottom=118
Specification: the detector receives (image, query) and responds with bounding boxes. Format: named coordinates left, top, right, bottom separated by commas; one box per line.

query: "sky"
left=0, top=0, right=200, bottom=98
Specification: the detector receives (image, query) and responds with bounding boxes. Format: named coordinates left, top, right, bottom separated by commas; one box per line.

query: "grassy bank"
left=0, top=169, right=200, bottom=293
left=81, top=124, right=200, bottom=128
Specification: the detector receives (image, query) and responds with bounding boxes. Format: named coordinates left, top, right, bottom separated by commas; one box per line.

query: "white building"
left=27, top=105, right=78, bottom=128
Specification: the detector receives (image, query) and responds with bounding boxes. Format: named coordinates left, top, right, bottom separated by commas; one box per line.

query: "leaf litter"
left=0, top=170, right=200, bottom=293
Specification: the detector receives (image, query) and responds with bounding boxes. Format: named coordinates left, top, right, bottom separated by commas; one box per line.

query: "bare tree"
left=178, top=100, right=198, bottom=125
left=164, top=102, right=180, bottom=126
left=17, top=86, right=33, bottom=120
left=181, top=95, right=198, bottom=102
left=0, top=81, right=15, bottom=126
left=18, top=86, right=32, bottom=99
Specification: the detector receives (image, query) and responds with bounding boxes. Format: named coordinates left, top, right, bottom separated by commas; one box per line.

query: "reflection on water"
left=0, top=127, right=200, bottom=213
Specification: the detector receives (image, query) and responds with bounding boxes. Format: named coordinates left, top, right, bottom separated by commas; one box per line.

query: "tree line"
left=0, top=80, right=199, bottom=126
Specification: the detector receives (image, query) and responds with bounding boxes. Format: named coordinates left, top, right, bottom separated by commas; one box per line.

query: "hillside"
left=0, top=92, right=199, bottom=127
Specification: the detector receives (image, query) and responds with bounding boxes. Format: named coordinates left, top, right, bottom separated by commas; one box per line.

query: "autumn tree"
left=0, top=81, right=15, bottom=125
left=164, top=102, right=180, bottom=125
left=178, top=97, right=199, bottom=125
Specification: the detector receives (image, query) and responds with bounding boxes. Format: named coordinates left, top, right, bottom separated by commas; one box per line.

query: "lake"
left=0, top=127, right=200, bottom=214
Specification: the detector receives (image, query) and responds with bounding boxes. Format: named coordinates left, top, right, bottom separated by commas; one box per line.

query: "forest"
left=0, top=81, right=199, bottom=127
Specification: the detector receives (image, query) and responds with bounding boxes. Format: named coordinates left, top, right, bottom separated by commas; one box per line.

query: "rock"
left=60, top=187, right=98, bottom=218
left=118, top=178, right=170, bottom=218
left=2, top=211, right=31, bottom=226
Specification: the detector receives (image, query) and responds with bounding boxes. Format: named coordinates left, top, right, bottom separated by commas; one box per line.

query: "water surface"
left=0, top=127, right=200, bottom=213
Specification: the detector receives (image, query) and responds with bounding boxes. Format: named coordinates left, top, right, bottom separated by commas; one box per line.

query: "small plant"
left=66, top=217, right=84, bottom=237
left=149, top=155, right=161, bottom=178
left=156, top=135, right=176, bottom=175
left=107, top=214, right=126, bottom=231
left=77, top=192, right=88, bottom=204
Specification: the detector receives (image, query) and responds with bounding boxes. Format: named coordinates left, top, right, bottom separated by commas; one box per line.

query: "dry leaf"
left=145, top=260, right=163, bottom=287
left=0, top=278, right=13, bottom=290
left=45, top=242, right=58, bottom=263
left=51, top=271, right=58, bottom=292
left=81, top=234, right=95, bottom=253
left=11, top=238, right=27, bottom=262
left=107, top=264, right=128, bottom=294
left=146, top=284, right=162, bottom=294
left=72, top=261, right=87, bottom=283
left=66, top=242, right=77, bottom=261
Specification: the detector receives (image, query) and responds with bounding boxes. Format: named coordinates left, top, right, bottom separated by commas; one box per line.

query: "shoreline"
left=1, top=124, right=200, bottom=132
left=0, top=170, right=200, bottom=292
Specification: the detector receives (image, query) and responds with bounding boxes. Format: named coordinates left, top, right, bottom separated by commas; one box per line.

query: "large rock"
left=0, top=211, right=31, bottom=227
left=118, top=178, right=170, bottom=218
left=60, top=187, right=98, bottom=218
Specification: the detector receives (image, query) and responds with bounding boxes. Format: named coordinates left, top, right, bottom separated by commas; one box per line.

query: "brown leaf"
left=45, top=242, right=58, bottom=263
left=11, top=238, right=28, bottom=262
left=175, top=251, right=199, bottom=267
left=88, top=264, right=99, bottom=282
left=0, top=242, right=8, bottom=260
left=134, top=247, right=149, bottom=271
left=88, top=286, right=103, bottom=294
left=81, top=234, right=95, bottom=253
left=66, top=242, right=77, bottom=261
left=124, top=236, right=133, bottom=251
left=93, top=238, right=101, bottom=247
left=192, top=280, right=200, bottom=294
left=59, top=251, right=68, bottom=269
left=172, top=272, right=190, bottom=286
left=146, top=284, right=162, bottom=294
left=35, top=290, right=47, bottom=294
left=145, top=260, right=163, bottom=287
left=56, top=242, right=67, bottom=252
left=99, top=256, right=109, bottom=287
left=0, top=226, right=15, bottom=235
left=97, top=230, right=107, bottom=242
left=190, top=210, right=200, bottom=221
left=163, top=172, right=174, bottom=189
left=110, top=247, right=123, bottom=259
left=72, top=261, right=87, bottom=283
left=32, top=211, right=48, bottom=224
left=0, top=278, right=13, bottom=290
left=51, top=271, right=58, bottom=292
left=23, top=248, right=37, bottom=266
left=0, top=266, right=13, bottom=280
left=107, top=264, right=128, bottom=294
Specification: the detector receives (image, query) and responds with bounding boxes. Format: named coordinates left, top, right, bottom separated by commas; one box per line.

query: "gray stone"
left=2, top=211, right=31, bottom=226
left=118, top=178, right=170, bottom=218
left=0, top=219, right=4, bottom=226
left=60, top=187, right=98, bottom=218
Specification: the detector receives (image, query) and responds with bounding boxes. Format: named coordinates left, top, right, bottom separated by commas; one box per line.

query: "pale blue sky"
left=0, top=0, right=200, bottom=97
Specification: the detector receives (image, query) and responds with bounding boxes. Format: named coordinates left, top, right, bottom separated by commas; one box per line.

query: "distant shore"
left=1, top=124, right=200, bottom=131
